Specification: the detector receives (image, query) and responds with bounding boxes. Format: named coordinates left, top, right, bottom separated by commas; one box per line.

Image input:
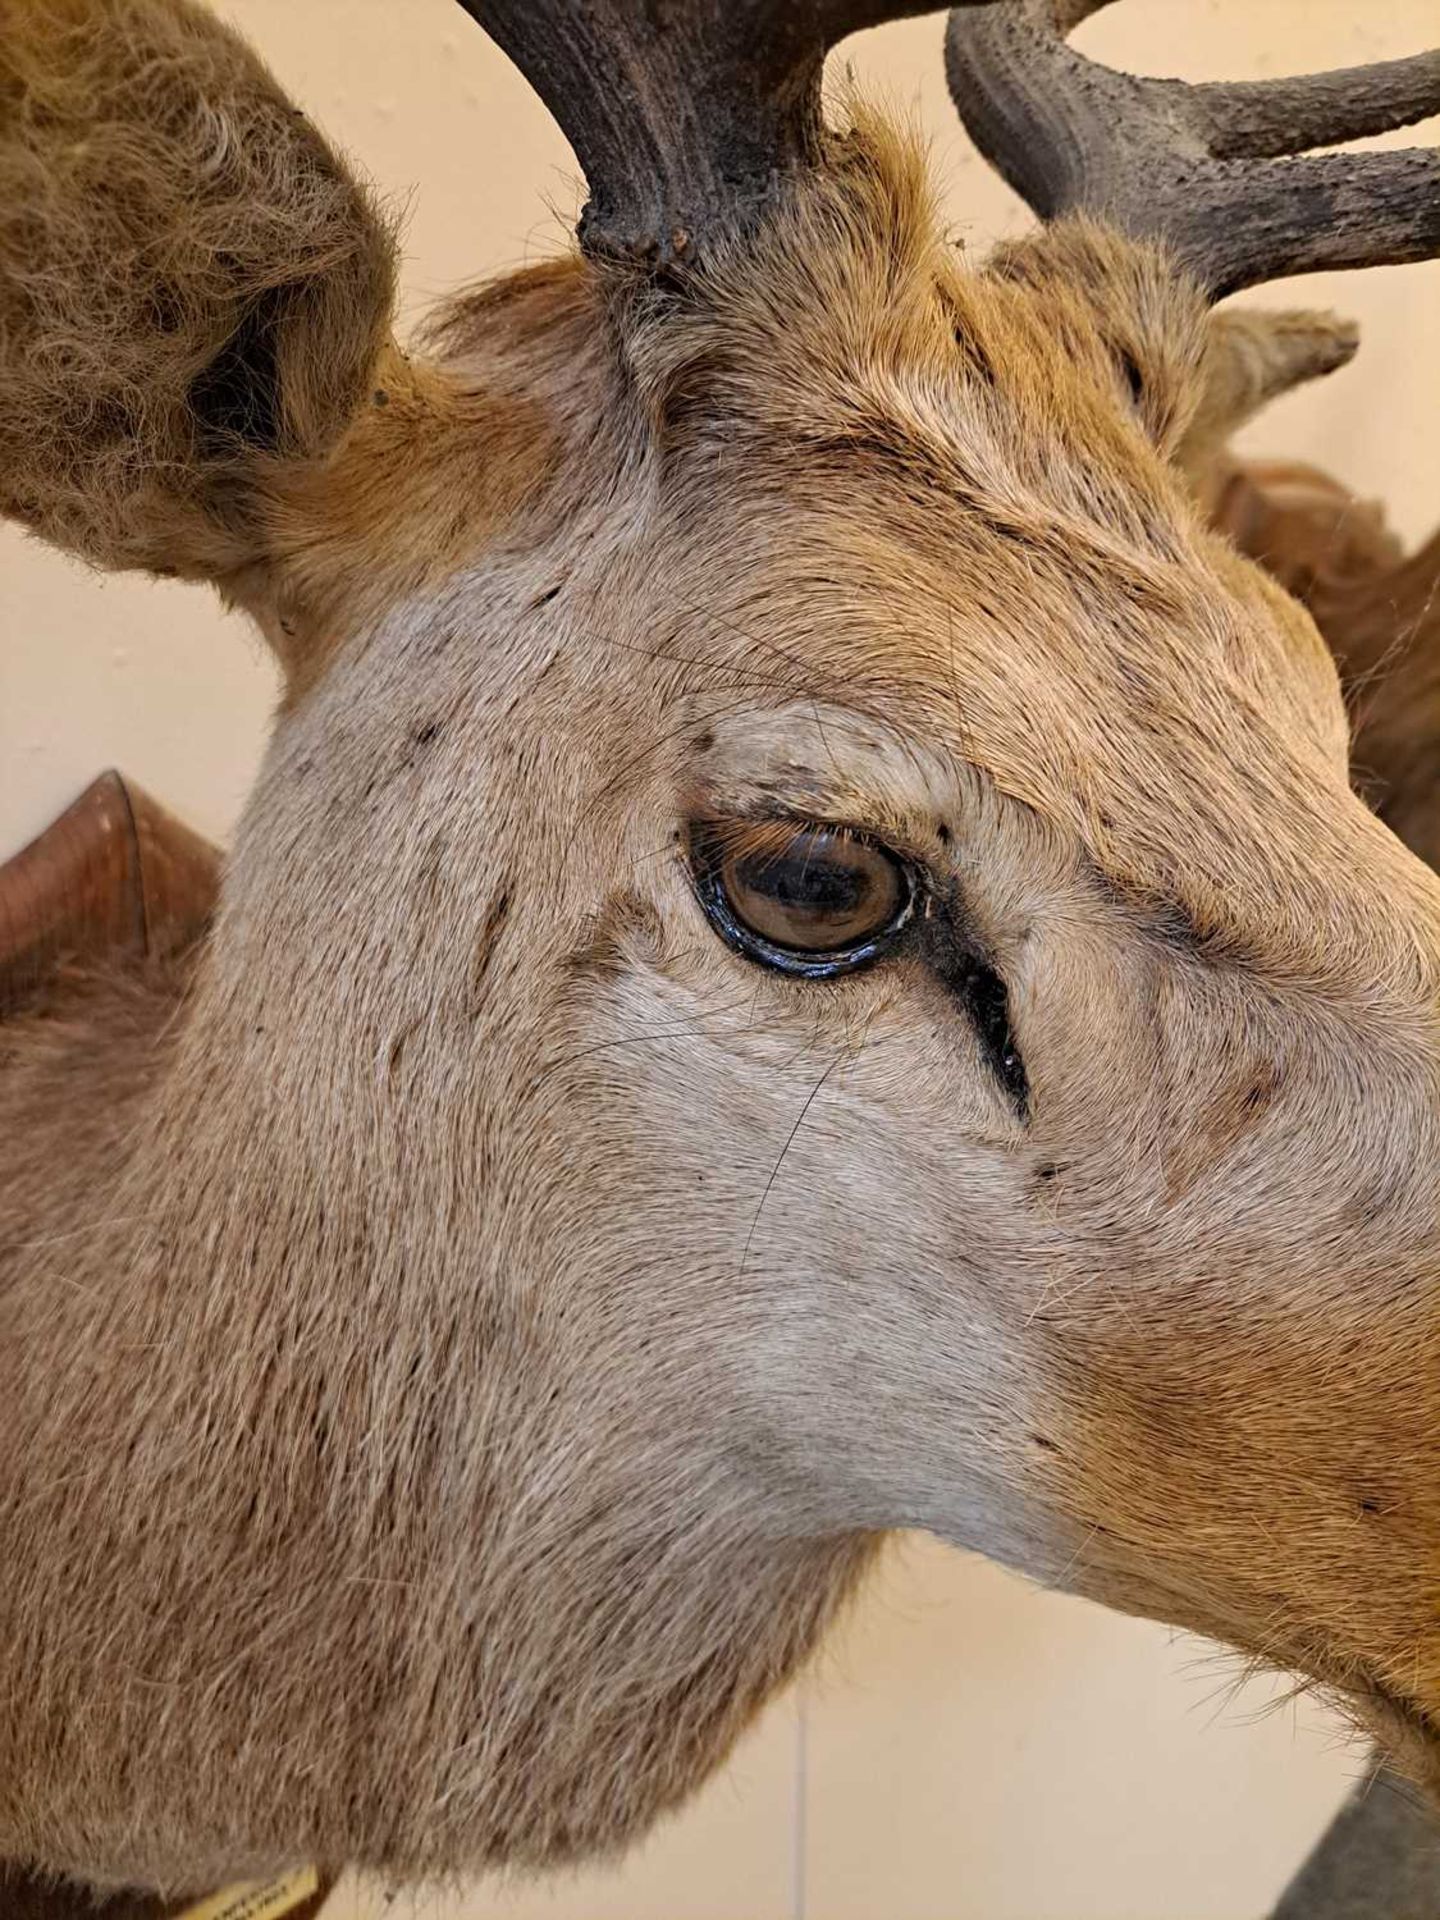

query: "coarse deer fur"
left=3, top=0, right=1440, bottom=1899
left=1212, top=458, right=1440, bottom=873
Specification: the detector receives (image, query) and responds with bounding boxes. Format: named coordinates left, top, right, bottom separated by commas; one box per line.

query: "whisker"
left=591, top=632, right=808, bottom=693
left=590, top=694, right=775, bottom=802
left=738, top=1051, right=846, bottom=1279
left=539, top=991, right=760, bottom=1079
left=669, top=597, right=837, bottom=694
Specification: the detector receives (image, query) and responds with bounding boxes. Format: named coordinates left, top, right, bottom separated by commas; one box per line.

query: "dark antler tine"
left=1051, top=0, right=1119, bottom=31
left=1198, top=52, right=1440, bottom=163
left=1192, top=149, right=1440, bottom=295
left=943, top=1, right=1166, bottom=226
left=944, top=1, right=1440, bottom=297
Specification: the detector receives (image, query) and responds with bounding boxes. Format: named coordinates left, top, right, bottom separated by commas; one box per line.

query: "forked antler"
left=465, top=1, right=1440, bottom=285
left=945, top=0, right=1440, bottom=295
left=458, top=0, right=970, bottom=261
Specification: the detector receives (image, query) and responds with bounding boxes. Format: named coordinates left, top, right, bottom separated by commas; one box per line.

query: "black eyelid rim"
left=686, top=816, right=1028, bottom=1114
left=687, top=819, right=921, bottom=978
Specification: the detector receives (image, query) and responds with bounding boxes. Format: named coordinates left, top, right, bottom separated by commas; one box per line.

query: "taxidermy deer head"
left=2, top=0, right=1440, bottom=1896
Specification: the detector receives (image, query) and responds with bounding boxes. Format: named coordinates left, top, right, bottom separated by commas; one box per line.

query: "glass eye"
left=691, top=820, right=917, bottom=976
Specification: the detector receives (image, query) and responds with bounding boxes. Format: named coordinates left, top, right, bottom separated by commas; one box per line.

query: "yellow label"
left=175, top=1866, right=321, bottom=1920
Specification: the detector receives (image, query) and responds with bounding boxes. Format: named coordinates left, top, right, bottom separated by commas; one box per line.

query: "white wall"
left=3, top=5, right=1438, bottom=1916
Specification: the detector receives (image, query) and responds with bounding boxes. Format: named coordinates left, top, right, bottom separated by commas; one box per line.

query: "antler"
left=457, top=1, right=975, bottom=262
left=944, top=1, right=1440, bottom=296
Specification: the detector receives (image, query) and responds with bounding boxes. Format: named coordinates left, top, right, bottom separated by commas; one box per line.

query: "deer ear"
left=1175, top=307, right=1359, bottom=511
left=0, top=0, right=396, bottom=588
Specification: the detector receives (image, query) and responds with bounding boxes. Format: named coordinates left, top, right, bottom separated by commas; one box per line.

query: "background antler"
left=458, top=1, right=983, bottom=261
left=945, top=0, right=1440, bottom=295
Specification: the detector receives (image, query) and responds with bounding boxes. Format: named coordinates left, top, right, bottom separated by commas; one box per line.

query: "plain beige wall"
left=3, top=6, right=1438, bottom=1917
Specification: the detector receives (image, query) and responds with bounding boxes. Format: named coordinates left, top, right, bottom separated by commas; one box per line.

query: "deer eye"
left=690, top=821, right=918, bottom=976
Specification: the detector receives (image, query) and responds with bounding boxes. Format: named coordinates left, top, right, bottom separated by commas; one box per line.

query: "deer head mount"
left=2, top=0, right=1440, bottom=1898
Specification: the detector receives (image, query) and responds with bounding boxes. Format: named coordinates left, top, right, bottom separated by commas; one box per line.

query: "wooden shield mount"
left=0, top=771, right=220, bottom=1015
left=0, top=781, right=331, bottom=1916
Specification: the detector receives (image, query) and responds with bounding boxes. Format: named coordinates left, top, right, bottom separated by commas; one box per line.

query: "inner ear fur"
left=0, top=0, right=397, bottom=586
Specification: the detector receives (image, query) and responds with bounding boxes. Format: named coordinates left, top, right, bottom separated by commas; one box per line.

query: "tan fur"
left=4, top=2, right=1440, bottom=1898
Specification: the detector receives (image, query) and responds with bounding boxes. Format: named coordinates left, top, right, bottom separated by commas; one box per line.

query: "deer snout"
left=1016, top=900, right=1440, bottom=1784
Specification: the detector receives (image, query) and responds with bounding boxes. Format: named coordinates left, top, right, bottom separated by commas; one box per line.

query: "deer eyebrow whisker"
left=589, top=695, right=779, bottom=803
left=669, top=598, right=831, bottom=692
left=591, top=633, right=810, bottom=694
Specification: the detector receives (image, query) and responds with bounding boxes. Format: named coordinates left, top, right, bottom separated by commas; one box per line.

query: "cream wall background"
left=3, top=5, right=1438, bottom=1918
